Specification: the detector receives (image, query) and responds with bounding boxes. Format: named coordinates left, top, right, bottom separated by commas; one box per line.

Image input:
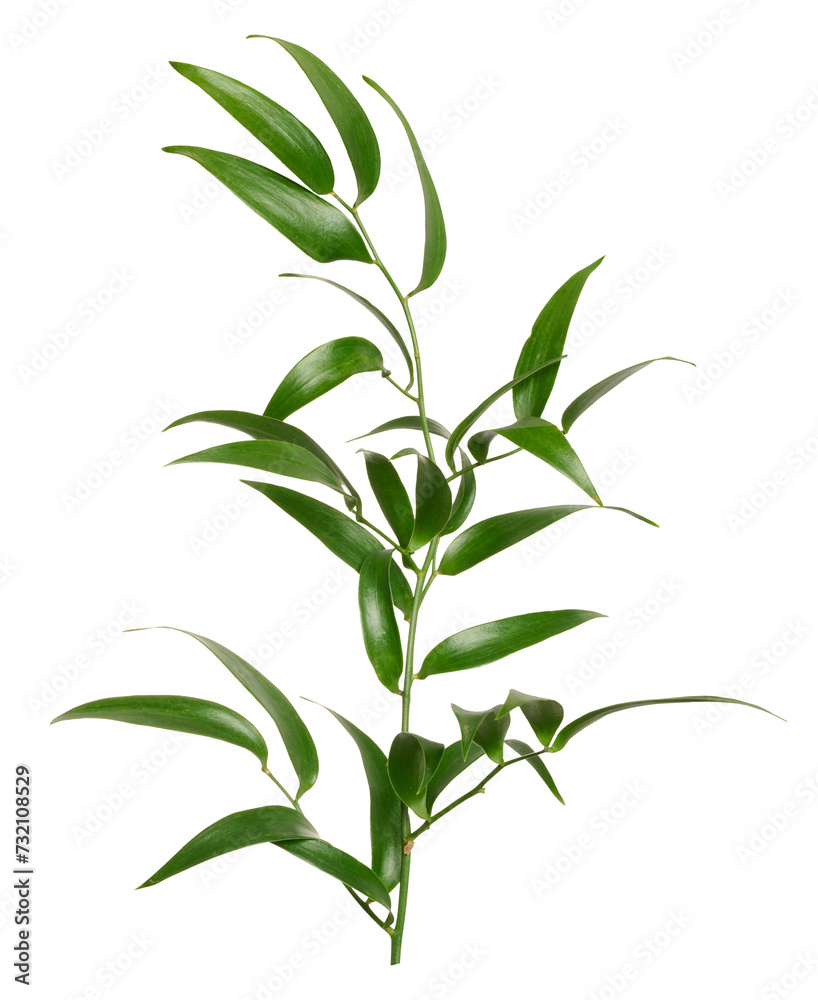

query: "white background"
left=3, top=0, right=817, bottom=997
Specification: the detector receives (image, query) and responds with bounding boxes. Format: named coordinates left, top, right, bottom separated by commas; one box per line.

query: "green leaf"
left=349, top=415, right=452, bottom=442
left=52, top=695, right=268, bottom=768
left=561, top=357, right=694, bottom=433
left=359, top=550, right=404, bottom=692
left=264, top=337, right=385, bottom=420
left=361, top=451, right=414, bottom=548
left=363, top=77, right=446, bottom=296
left=439, top=504, right=657, bottom=576
left=280, top=274, right=413, bottom=385
left=169, top=62, right=334, bottom=193
left=419, top=609, right=605, bottom=678
left=452, top=704, right=509, bottom=764
left=551, top=696, right=784, bottom=752
left=425, top=742, right=485, bottom=812
left=442, top=456, right=476, bottom=536
left=254, top=36, right=380, bottom=207
left=408, top=455, right=452, bottom=552
left=308, top=701, right=402, bottom=890
left=162, top=146, right=371, bottom=263
left=388, top=733, right=444, bottom=820
left=444, top=357, right=565, bottom=470
left=136, top=628, right=318, bottom=799
left=276, top=838, right=393, bottom=912
left=506, top=739, right=564, bottom=804
left=244, top=481, right=412, bottom=618
left=513, top=256, right=604, bottom=419
left=497, top=690, right=564, bottom=747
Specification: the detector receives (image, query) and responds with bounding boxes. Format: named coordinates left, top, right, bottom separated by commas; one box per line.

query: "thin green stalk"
left=446, top=448, right=523, bottom=483
left=344, top=885, right=390, bottom=932
left=384, top=374, right=419, bottom=402
left=262, top=768, right=300, bottom=811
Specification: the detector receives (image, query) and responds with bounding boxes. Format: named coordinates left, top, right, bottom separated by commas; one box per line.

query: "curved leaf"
left=408, top=455, right=452, bottom=552
left=551, top=696, right=783, bottom=752
left=309, top=701, right=401, bottom=890
left=506, top=739, right=564, bottom=804
left=361, top=451, right=414, bottom=548
left=255, top=36, right=380, bottom=206
left=162, top=146, right=371, bottom=263
left=425, top=741, right=485, bottom=813
left=513, top=256, right=604, bottom=419
left=442, top=456, right=476, bottom=536
left=497, top=690, right=564, bottom=747
left=276, top=838, right=392, bottom=911
left=561, top=357, right=694, bottom=433
left=388, top=732, right=444, bottom=820
left=169, top=62, right=334, bottom=193
left=419, top=609, right=605, bottom=678
left=363, top=77, right=446, bottom=297
left=52, top=695, right=268, bottom=768
left=350, top=415, right=451, bottom=442
left=452, top=704, right=509, bottom=764
left=359, top=549, right=404, bottom=692
left=264, top=337, right=385, bottom=420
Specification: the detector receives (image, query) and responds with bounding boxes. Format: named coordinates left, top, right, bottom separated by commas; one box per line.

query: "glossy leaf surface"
left=442, top=456, right=476, bottom=536
left=362, top=451, right=414, bottom=547
left=359, top=549, right=404, bottom=692
left=388, top=733, right=444, bottom=820
left=408, top=455, right=452, bottom=552
left=452, top=704, right=509, bottom=764
left=506, top=739, right=564, bottom=804
left=350, top=415, right=451, bottom=442
left=425, top=742, right=485, bottom=812
left=497, top=690, right=564, bottom=747
left=276, top=837, right=393, bottom=911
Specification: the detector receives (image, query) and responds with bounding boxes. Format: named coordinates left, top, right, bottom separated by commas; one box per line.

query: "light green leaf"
left=359, top=550, right=404, bottom=692
left=506, top=739, right=564, bottom=804
left=408, top=455, right=452, bottom=552
left=388, top=733, right=444, bottom=820
left=497, top=690, right=564, bottom=747
left=361, top=451, right=414, bottom=548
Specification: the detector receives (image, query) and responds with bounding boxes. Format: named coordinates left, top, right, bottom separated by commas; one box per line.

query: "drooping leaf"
left=408, top=455, right=452, bottom=552
left=169, top=62, right=334, bottom=193
left=350, top=415, right=451, bottom=443
left=388, top=732, right=444, bottom=820
left=52, top=695, right=268, bottom=768
left=276, top=837, right=393, bottom=911
left=264, top=337, right=385, bottom=420
left=254, top=36, right=380, bottom=206
left=309, top=701, right=401, bottom=890
left=562, top=357, right=694, bottom=433
left=451, top=704, right=509, bottom=764
left=439, top=504, right=657, bottom=576
left=359, top=550, right=404, bottom=692
left=133, top=628, right=318, bottom=799
left=363, top=77, right=446, bottom=296
left=280, top=273, right=413, bottom=384
left=244, top=481, right=413, bottom=618
left=551, top=696, right=783, bottom=752
left=425, top=741, right=485, bottom=812
left=513, top=257, right=604, bottom=419
left=361, top=451, right=414, bottom=548
left=163, top=146, right=371, bottom=263
left=506, top=739, right=564, bottom=804
left=419, top=610, right=605, bottom=678
left=497, top=690, right=564, bottom=747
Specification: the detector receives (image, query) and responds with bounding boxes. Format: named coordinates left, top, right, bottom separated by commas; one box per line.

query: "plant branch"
left=445, top=448, right=523, bottom=482
left=262, top=768, right=301, bottom=811
left=343, top=885, right=390, bottom=932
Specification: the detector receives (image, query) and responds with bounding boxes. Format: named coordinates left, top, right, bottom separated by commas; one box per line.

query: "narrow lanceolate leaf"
left=350, top=415, right=451, bottom=442
left=276, top=838, right=393, bottom=912
left=506, top=739, right=564, bottom=804
left=52, top=695, right=268, bottom=768
left=561, top=357, right=694, bottom=433
left=425, top=742, right=485, bottom=813
left=309, top=701, right=402, bottom=890
left=419, top=610, right=605, bottom=678
left=439, top=504, right=657, bottom=576
left=388, top=733, right=444, bottom=820
left=442, top=456, right=476, bottom=536
left=358, top=550, right=404, bottom=692
left=444, top=357, right=565, bottom=470
left=138, top=628, right=318, bottom=799
left=451, top=704, right=509, bottom=764
left=162, top=146, right=371, bottom=263
left=254, top=36, right=380, bottom=206
left=264, top=337, right=385, bottom=420
left=280, top=274, right=414, bottom=385
left=551, top=696, right=783, bottom=752
left=361, top=451, right=414, bottom=548
left=244, top=481, right=413, bottom=618
left=497, top=690, right=564, bottom=747
left=408, top=455, right=452, bottom=552
left=513, top=257, right=604, bottom=419
left=169, top=62, right=334, bottom=193
left=364, top=77, right=446, bottom=296
left=139, top=806, right=317, bottom=887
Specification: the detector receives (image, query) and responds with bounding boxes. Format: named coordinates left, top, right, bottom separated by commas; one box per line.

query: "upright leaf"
left=361, top=451, right=414, bottom=548
left=451, top=704, right=509, bottom=764
left=388, top=733, right=444, bottom=820
left=364, top=77, right=446, bottom=296
left=513, top=257, right=604, bottom=419
left=496, top=690, right=564, bottom=747
left=358, top=550, right=404, bottom=692
left=419, top=610, right=605, bottom=678
left=506, top=739, right=564, bottom=804
left=169, top=62, right=334, bottom=193
left=408, top=455, right=452, bottom=552
left=441, top=456, right=476, bottom=536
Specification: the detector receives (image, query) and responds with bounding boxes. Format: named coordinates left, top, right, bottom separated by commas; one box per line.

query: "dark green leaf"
left=425, top=741, right=485, bottom=812
left=419, top=609, right=605, bottom=678
left=349, top=415, right=451, bottom=442
left=388, top=732, right=444, bottom=820
left=359, top=550, right=404, bottom=692
left=264, top=337, right=385, bottom=420
left=363, top=77, right=446, bottom=296
left=561, top=357, right=694, bottom=432
left=497, top=690, right=564, bottom=747
left=408, top=455, right=452, bottom=552
left=442, top=456, right=476, bottom=536
left=276, top=838, right=392, bottom=911
left=361, top=451, right=414, bottom=548
left=52, top=695, right=268, bottom=768
left=169, top=62, right=334, bottom=193
left=551, top=696, right=783, bottom=752
left=254, top=37, right=380, bottom=206
left=308, top=701, right=401, bottom=890
left=513, top=257, right=604, bottom=419
left=506, top=739, right=564, bottom=804
left=452, top=704, right=509, bottom=764
left=163, top=146, right=371, bottom=263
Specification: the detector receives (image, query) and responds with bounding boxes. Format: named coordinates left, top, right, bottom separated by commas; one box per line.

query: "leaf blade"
left=497, top=690, right=564, bottom=746
left=361, top=451, right=415, bottom=548
left=506, top=739, right=564, bottom=804
left=492, top=418, right=600, bottom=502
left=388, top=733, right=444, bottom=820
left=408, top=455, right=452, bottom=552
left=358, top=550, right=404, bottom=692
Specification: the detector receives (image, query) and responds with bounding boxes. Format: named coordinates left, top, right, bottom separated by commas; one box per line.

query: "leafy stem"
left=446, top=448, right=523, bottom=482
